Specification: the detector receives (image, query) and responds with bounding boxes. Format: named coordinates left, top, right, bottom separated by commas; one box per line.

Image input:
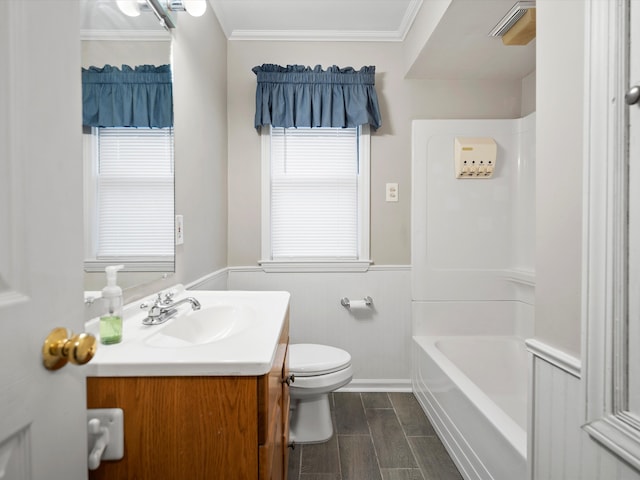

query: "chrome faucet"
left=141, top=294, right=201, bottom=325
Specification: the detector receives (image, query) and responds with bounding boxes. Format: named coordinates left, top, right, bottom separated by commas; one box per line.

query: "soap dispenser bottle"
left=100, top=265, right=124, bottom=345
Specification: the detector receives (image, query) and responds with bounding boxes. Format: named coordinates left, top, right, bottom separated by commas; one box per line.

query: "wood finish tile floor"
left=288, top=392, right=463, bottom=480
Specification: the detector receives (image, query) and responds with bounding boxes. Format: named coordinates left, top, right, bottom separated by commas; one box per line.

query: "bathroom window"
left=84, top=127, right=175, bottom=271
left=260, top=125, right=371, bottom=272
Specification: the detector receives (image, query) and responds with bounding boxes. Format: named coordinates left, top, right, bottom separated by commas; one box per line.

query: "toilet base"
left=289, top=394, right=333, bottom=444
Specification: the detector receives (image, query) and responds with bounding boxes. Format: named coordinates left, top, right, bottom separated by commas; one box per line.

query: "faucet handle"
left=161, top=291, right=175, bottom=305
left=140, top=294, right=163, bottom=310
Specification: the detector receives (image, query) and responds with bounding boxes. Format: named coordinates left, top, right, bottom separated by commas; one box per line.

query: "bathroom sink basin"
left=84, top=288, right=291, bottom=376
left=145, top=305, right=253, bottom=348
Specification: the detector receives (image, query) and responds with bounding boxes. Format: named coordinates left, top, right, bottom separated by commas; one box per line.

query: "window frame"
left=83, top=126, right=175, bottom=273
left=259, top=124, right=371, bottom=273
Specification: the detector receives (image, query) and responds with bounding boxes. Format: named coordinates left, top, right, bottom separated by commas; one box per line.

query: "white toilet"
left=288, top=343, right=353, bottom=444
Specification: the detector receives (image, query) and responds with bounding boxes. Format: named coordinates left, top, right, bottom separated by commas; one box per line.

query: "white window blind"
left=270, top=127, right=359, bottom=259
left=96, top=127, right=174, bottom=258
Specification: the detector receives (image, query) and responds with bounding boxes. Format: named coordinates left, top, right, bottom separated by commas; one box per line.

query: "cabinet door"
left=259, top=400, right=283, bottom=480
left=88, top=376, right=259, bottom=479
left=282, top=343, right=291, bottom=479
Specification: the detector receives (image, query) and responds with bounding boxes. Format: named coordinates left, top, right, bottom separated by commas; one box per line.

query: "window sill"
left=258, top=259, right=372, bottom=273
left=84, top=258, right=174, bottom=273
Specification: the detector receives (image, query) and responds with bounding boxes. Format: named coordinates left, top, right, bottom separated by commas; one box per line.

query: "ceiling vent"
left=488, top=1, right=536, bottom=45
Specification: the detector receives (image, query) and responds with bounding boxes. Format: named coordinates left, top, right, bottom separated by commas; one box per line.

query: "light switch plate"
left=87, top=408, right=124, bottom=461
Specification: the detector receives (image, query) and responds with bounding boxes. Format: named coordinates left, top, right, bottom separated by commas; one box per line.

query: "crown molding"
left=80, top=29, right=171, bottom=41
left=397, top=0, right=423, bottom=41
left=228, top=29, right=404, bottom=42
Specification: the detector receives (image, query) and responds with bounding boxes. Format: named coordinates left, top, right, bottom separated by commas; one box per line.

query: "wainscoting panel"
left=228, top=266, right=412, bottom=388
left=530, top=348, right=640, bottom=480
left=188, top=268, right=228, bottom=290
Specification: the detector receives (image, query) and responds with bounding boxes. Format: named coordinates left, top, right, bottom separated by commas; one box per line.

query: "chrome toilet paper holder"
left=340, top=296, right=373, bottom=308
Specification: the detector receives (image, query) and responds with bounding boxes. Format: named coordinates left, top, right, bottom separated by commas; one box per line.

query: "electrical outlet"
left=386, top=183, right=399, bottom=202
left=175, top=214, right=184, bottom=245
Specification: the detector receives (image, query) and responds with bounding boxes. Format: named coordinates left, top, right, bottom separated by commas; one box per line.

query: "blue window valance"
left=252, top=64, right=382, bottom=130
left=82, top=64, right=173, bottom=128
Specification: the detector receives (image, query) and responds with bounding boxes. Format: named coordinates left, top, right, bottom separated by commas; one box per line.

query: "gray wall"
left=172, top=11, right=228, bottom=287
left=81, top=40, right=170, bottom=68
left=534, top=0, right=585, bottom=357
left=121, top=9, right=229, bottom=302
left=226, top=40, right=526, bottom=267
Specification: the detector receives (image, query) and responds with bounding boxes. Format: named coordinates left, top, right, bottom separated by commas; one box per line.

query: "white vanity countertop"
left=84, top=289, right=290, bottom=377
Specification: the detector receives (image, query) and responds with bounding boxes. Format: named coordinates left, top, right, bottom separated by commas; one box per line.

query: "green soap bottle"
left=100, top=265, right=124, bottom=345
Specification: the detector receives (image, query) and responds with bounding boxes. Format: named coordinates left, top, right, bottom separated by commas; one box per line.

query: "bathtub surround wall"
left=411, top=116, right=535, bottom=479
left=411, top=115, right=536, bottom=306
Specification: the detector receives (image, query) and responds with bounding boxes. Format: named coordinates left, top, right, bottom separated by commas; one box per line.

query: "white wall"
left=228, top=267, right=412, bottom=387
left=530, top=354, right=640, bottom=480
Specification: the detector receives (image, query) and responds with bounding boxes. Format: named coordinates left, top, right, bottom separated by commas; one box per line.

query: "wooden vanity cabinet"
left=87, top=314, right=290, bottom=480
left=258, top=323, right=290, bottom=480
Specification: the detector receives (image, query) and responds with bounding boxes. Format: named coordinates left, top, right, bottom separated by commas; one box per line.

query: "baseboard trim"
left=337, top=379, right=412, bottom=392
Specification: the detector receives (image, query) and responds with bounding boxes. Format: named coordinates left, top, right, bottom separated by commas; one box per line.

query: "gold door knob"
left=42, top=327, right=97, bottom=371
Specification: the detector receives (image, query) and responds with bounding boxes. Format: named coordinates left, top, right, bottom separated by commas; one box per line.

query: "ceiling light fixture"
left=116, top=0, right=141, bottom=17
left=117, top=0, right=207, bottom=28
left=172, top=0, right=207, bottom=17
left=488, top=1, right=536, bottom=45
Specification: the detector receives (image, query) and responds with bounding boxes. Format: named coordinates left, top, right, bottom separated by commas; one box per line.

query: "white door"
left=0, top=1, right=89, bottom=479
left=629, top=0, right=640, bottom=420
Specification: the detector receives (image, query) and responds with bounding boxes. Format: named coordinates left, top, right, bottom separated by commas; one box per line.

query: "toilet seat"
left=289, top=343, right=351, bottom=377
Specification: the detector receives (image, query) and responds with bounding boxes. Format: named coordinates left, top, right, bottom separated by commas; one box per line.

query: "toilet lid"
left=288, top=344, right=352, bottom=377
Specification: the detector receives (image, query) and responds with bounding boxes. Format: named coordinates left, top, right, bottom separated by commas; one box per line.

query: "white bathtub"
left=412, top=335, right=527, bottom=480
